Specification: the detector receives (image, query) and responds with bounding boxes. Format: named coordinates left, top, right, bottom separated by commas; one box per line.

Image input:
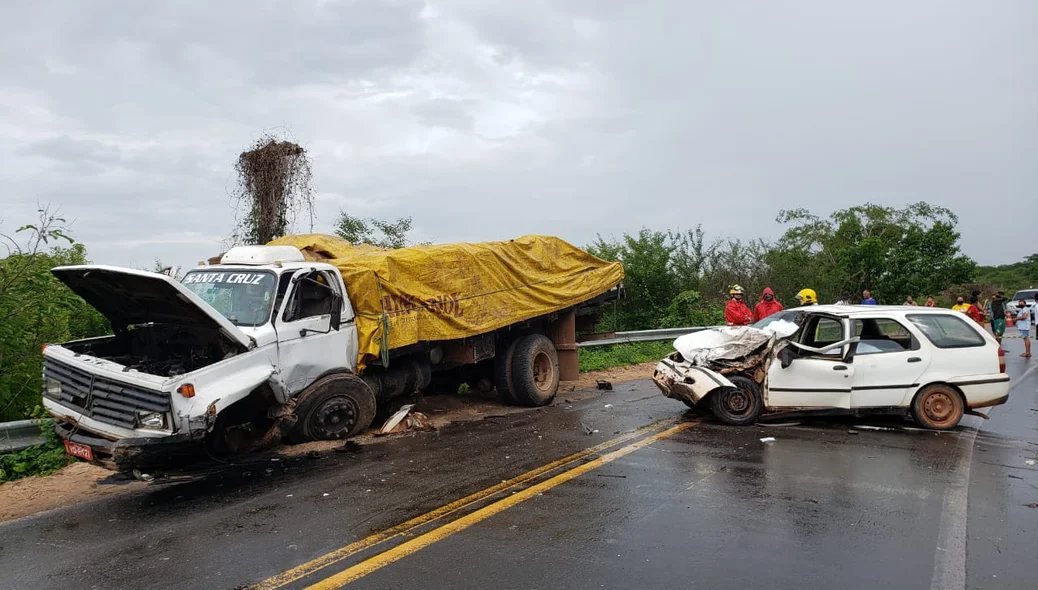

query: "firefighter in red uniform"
left=725, top=284, right=754, bottom=326
left=753, top=287, right=784, bottom=322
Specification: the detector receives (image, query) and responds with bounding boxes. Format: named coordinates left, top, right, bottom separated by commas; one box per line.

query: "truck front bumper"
left=53, top=420, right=202, bottom=473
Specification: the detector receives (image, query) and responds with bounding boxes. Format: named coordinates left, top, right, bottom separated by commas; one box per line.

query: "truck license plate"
left=64, top=441, right=94, bottom=461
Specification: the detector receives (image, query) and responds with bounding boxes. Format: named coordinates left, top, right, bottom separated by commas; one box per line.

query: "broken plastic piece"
left=379, top=404, right=416, bottom=435
left=760, top=437, right=776, bottom=443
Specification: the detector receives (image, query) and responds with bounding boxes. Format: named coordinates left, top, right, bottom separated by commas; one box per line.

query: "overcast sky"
left=1, top=0, right=1034, bottom=269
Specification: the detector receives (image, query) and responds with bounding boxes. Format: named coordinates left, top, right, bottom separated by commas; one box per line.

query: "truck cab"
left=43, top=245, right=361, bottom=472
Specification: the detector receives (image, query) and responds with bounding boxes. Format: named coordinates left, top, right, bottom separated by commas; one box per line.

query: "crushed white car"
left=653, top=306, right=1010, bottom=430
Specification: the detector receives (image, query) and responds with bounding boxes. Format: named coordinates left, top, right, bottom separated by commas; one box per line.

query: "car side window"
left=283, top=271, right=338, bottom=323
left=906, top=313, right=986, bottom=349
left=800, top=316, right=844, bottom=357
left=852, top=318, right=918, bottom=354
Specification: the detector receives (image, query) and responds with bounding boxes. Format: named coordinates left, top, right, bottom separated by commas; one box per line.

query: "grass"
left=578, top=340, right=674, bottom=373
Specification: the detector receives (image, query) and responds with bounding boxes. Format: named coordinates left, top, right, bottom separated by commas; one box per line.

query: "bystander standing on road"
left=952, top=296, right=970, bottom=313
left=724, top=285, right=754, bottom=326
left=835, top=291, right=852, bottom=305
left=904, top=295, right=918, bottom=306
left=1012, top=299, right=1031, bottom=357
left=924, top=295, right=936, bottom=307
left=753, top=287, right=783, bottom=322
left=966, top=295, right=985, bottom=325
left=861, top=290, right=877, bottom=305
left=987, top=292, right=1007, bottom=344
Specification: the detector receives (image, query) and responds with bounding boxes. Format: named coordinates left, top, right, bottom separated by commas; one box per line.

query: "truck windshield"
left=182, top=270, right=277, bottom=326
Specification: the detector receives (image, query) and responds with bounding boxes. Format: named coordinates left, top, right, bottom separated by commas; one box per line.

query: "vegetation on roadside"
left=588, top=202, right=982, bottom=331
left=578, top=341, right=674, bottom=373
left=0, top=407, right=73, bottom=483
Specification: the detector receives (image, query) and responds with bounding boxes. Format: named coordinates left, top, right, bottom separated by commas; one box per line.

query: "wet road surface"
left=1, top=344, right=1036, bottom=590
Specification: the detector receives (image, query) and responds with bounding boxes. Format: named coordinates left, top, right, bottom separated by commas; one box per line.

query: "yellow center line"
left=249, top=418, right=680, bottom=590
left=305, top=421, right=696, bottom=589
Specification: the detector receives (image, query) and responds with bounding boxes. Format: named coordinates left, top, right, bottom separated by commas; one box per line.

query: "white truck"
left=42, top=242, right=622, bottom=473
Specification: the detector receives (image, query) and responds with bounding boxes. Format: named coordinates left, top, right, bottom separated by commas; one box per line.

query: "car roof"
left=798, top=304, right=961, bottom=318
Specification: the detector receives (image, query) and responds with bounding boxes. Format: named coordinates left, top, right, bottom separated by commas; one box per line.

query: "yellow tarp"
left=268, top=234, right=624, bottom=371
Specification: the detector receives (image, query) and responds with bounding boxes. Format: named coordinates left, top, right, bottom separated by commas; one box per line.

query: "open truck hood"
left=51, top=265, right=253, bottom=351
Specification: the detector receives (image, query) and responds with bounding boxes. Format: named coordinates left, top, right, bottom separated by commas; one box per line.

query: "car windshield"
left=182, top=270, right=277, bottom=327
left=1010, top=290, right=1037, bottom=303
left=752, top=310, right=802, bottom=330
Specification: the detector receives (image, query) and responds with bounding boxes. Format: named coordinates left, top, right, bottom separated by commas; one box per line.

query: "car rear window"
left=906, top=313, right=986, bottom=349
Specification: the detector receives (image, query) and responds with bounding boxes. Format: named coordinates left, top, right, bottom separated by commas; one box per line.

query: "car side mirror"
left=330, top=294, right=343, bottom=330
left=778, top=346, right=797, bottom=369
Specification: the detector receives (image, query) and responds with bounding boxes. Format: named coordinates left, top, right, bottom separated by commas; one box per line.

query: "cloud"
left=0, top=0, right=1035, bottom=271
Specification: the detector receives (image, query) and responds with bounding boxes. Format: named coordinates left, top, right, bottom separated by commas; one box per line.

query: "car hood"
left=51, top=265, right=253, bottom=351
left=672, top=320, right=800, bottom=367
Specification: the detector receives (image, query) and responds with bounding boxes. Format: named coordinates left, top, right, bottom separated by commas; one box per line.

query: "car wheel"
left=911, top=384, right=964, bottom=430
left=290, top=374, right=377, bottom=443
left=709, top=375, right=763, bottom=426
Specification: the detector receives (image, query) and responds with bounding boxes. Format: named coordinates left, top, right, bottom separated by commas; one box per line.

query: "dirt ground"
left=0, top=363, right=655, bottom=523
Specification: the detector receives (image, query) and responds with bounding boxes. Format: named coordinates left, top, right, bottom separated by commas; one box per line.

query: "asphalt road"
left=1, top=344, right=1036, bottom=590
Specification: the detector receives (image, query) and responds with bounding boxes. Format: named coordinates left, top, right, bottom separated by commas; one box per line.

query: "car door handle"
left=907, top=357, right=922, bottom=363
left=833, top=365, right=848, bottom=371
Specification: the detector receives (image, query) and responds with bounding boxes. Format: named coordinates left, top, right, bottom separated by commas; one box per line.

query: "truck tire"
left=510, top=334, right=560, bottom=407
left=494, top=339, right=520, bottom=404
left=709, top=375, right=762, bottom=426
left=289, top=374, right=377, bottom=443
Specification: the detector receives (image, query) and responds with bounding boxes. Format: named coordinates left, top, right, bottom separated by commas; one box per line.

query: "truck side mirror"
left=330, top=294, right=343, bottom=330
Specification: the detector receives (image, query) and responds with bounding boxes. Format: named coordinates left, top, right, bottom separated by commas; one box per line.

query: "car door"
left=275, top=269, right=355, bottom=394
left=849, top=316, right=931, bottom=408
left=766, top=314, right=854, bottom=409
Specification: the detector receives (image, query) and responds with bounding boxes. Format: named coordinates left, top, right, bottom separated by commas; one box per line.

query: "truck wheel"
left=289, top=374, right=377, bottom=443
left=709, top=375, right=762, bottom=426
left=494, top=339, right=520, bottom=404
left=510, top=334, right=560, bottom=407
left=911, top=384, right=964, bottom=430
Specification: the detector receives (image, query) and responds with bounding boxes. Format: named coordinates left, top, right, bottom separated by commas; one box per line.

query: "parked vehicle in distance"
left=653, top=305, right=1010, bottom=430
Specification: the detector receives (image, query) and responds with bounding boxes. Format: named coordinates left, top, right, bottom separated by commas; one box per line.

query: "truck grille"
left=43, top=358, right=170, bottom=429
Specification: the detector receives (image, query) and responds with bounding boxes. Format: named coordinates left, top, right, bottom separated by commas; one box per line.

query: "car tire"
left=911, top=384, right=964, bottom=430
left=494, top=339, right=520, bottom=405
left=289, top=374, right=377, bottom=443
left=709, top=375, right=763, bottom=426
left=510, top=334, right=560, bottom=407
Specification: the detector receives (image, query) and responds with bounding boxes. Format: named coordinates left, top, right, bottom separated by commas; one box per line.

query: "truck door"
left=274, top=269, right=356, bottom=394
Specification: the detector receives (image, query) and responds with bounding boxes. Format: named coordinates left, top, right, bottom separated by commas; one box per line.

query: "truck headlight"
left=44, top=378, right=62, bottom=399
left=136, top=411, right=167, bottom=430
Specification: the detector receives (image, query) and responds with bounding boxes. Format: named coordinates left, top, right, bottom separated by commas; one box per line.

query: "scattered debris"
left=760, top=437, right=776, bottom=443
left=132, top=469, right=154, bottom=482
left=322, top=493, right=329, bottom=497
left=1026, top=460, right=1036, bottom=467
left=852, top=425, right=902, bottom=432
left=581, top=422, right=594, bottom=435
left=596, top=380, right=613, bottom=391
left=604, top=404, right=614, bottom=409
left=848, top=429, right=859, bottom=435
left=1025, top=503, right=1038, bottom=509
left=306, top=450, right=320, bottom=459
left=335, top=440, right=363, bottom=454
left=596, top=474, right=627, bottom=479
left=379, top=404, right=416, bottom=435
left=760, top=422, right=800, bottom=428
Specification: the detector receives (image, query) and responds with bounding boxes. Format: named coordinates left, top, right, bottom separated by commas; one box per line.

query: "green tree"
left=0, top=209, right=109, bottom=421
left=334, top=214, right=415, bottom=249
left=774, top=202, right=976, bottom=303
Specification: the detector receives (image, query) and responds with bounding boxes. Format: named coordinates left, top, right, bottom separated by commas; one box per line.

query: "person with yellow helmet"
left=725, top=284, right=754, bottom=326
left=795, top=288, right=819, bottom=306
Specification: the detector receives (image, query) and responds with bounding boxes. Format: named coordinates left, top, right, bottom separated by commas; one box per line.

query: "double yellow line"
left=251, top=419, right=696, bottom=590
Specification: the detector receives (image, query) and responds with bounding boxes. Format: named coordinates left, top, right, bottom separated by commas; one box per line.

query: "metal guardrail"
left=578, top=326, right=718, bottom=347
left=0, top=419, right=46, bottom=454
